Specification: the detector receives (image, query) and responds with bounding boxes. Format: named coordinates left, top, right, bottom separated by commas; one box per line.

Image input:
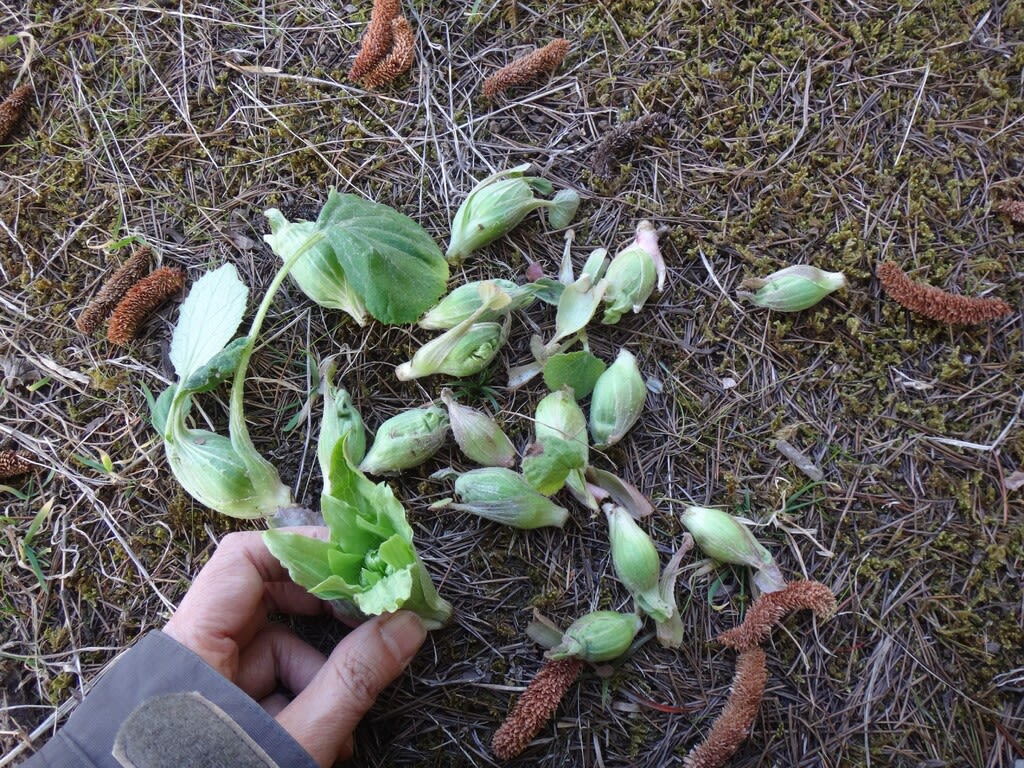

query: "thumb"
left=276, top=611, right=426, bottom=766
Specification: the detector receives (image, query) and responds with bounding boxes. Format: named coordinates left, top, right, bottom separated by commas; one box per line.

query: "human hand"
left=163, top=529, right=426, bottom=766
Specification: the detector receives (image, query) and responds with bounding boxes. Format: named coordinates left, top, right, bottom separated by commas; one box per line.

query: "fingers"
left=235, top=624, right=327, bottom=702
left=165, top=529, right=331, bottom=676
left=276, top=611, right=426, bottom=767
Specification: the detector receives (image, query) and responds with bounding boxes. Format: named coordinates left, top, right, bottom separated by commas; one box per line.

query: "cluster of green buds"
left=359, top=406, right=450, bottom=476
left=737, top=265, right=847, bottom=312
left=397, top=282, right=512, bottom=381
left=445, top=164, right=580, bottom=264
left=589, top=349, right=646, bottom=449
left=545, top=610, right=643, bottom=663
left=681, top=505, right=786, bottom=593
left=264, top=371, right=451, bottom=628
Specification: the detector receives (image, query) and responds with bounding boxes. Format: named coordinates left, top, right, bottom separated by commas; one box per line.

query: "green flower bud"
left=602, top=221, right=664, bottom=325
left=535, top=388, right=588, bottom=456
left=441, top=389, right=517, bottom=468
left=452, top=467, right=569, bottom=529
left=605, top=505, right=673, bottom=622
left=263, top=210, right=368, bottom=326
left=397, top=283, right=512, bottom=381
left=545, top=610, right=643, bottom=662
left=589, top=349, right=646, bottom=448
left=419, top=279, right=535, bottom=330
left=359, top=407, right=449, bottom=475
left=446, top=165, right=579, bottom=263
left=317, top=360, right=366, bottom=487
left=737, top=265, right=847, bottom=312
left=681, top=506, right=786, bottom=593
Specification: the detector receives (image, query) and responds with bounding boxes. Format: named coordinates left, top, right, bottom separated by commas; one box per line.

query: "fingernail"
left=380, top=611, right=427, bottom=662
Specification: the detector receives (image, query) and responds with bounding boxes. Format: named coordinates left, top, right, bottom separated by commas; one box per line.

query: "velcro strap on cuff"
left=112, top=692, right=280, bottom=768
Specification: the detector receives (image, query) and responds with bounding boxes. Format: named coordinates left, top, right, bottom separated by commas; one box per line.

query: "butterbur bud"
left=397, top=283, right=512, bottom=381
left=317, top=360, right=366, bottom=486
left=737, top=265, right=847, bottom=312
left=681, top=506, right=786, bottom=593
left=535, top=388, right=597, bottom=510
left=605, top=505, right=673, bottom=622
left=359, top=407, right=449, bottom=475
left=165, top=427, right=292, bottom=519
left=545, top=610, right=642, bottom=663
left=589, top=349, right=646, bottom=448
left=441, top=389, right=517, bottom=468
left=452, top=467, right=569, bottom=528
left=419, top=279, right=534, bottom=330
left=446, top=164, right=580, bottom=263
left=602, top=221, right=663, bottom=324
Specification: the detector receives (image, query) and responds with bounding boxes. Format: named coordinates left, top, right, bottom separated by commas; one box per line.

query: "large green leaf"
left=317, top=191, right=448, bottom=324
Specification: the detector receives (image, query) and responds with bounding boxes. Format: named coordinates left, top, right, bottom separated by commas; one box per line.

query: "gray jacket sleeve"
left=21, top=631, right=319, bottom=768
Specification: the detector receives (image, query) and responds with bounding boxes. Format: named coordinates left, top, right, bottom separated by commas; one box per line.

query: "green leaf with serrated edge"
left=522, top=436, right=586, bottom=495
left=543, top=351, right=607, bottom=399
left=180, top=337, right=249, bottom=394
left=317, top=191, right=448, bottom=324
left=169, top=264, right=248, bottom=380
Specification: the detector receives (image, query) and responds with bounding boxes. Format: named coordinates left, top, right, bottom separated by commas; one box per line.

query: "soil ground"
left=1, top=1, right=1022, bottom=766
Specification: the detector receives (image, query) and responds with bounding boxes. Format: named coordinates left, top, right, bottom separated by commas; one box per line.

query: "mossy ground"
left=1, top=0, right=1022, bottom=766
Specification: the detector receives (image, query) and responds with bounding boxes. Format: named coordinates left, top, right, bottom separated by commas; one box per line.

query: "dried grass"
left=1, top=2, right=1023, bottom=767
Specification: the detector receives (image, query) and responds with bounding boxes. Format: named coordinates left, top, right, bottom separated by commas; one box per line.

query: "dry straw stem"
left=482, top=39, right=570, bottom=98
left=0, top=84, right=33, bottom=143
left=993, top=199, right=1024, bottom=223
left=348, top=0, right=401, bottom=82
left=0, top=449, right=32, bottom=479
left=491, top=657, right=584, bottom=761
left=717, top=580, right=837, bottom=652
left=107, top=267, right=185, bottom=345
left=592, top=112, right=672, bottom=179
left=74, top=247, right=152, bottom=334
left=361, top=17, right=414, bottom=89
left=683, top=648, right=768, bottom=768
left=877, top=261, right=1013, bottom=325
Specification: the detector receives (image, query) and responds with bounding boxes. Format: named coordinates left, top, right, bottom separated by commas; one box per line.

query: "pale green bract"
left=263, top=211, right=368, bottom=326
left=264, top=436, right=452, bottom=629
left=156, top=264, right=294, bottom=519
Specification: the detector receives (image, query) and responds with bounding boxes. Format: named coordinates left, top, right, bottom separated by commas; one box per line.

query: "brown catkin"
left=491, top=657, right=583, bottom=761
left=993, top=199, right=1024, bottom=224
left=74, top=247, right=152, bottom=334
left=683, top=648, right=768, bottom=768
left=877, top=261, right=1013, bottom=325
left=592, top=112, right=672, bottom=178
left=0, top=449, right=32, bottom=479
left=360, top=16, right=414, bottom=89
left=482, top=39, right=570, bottom=98
left=348, top=0, right=401, bottom=82
left=0, top=84, right=32, bottom=144
left=107, top=267, right=185, bottom=345
left=717, top=580, right=837, bottom=652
